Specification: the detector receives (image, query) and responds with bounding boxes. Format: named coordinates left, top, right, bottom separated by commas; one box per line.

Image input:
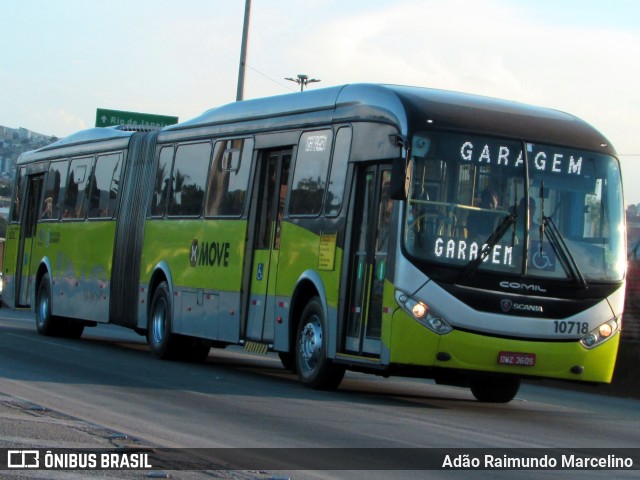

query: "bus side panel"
left=140, top=218, right=247, bottom=342
left=274, top=221, right=343, bottom=350
left=2, top=224, right=22, bottom=308
left=35, top=220, right=117, bottom=322
left=277, top=222, right=343, bottom=306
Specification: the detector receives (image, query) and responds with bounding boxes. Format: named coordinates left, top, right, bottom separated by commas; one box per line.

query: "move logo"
left=190, top=239, right=231, bottom=268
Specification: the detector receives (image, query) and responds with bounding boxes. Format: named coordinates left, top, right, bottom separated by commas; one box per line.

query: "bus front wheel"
left=295, top=297, right=345, bottom=390
left=470, top=376, right=521, bottom=403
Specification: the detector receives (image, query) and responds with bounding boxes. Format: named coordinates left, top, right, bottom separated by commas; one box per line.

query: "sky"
left=2, top=0, right=640, bottom=203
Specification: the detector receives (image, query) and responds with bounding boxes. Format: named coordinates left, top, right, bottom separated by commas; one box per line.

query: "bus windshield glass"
left=404, top=132, right=625, bottom=283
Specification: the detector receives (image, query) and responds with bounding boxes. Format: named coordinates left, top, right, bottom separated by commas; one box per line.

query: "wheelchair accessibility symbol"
left=532, top=249, right=554, bottom=270
left=257, top=263, right=264, bottom=281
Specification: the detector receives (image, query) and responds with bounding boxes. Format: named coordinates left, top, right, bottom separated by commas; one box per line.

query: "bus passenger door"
left=344, top=165, right=393, bottom=356
left=15, top=174, right=44, bottom=307
left=245, top=149, right=291, bottom=341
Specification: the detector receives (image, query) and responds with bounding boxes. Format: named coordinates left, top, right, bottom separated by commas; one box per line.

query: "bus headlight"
left=580, top=318, right=619, bottom=349
left=396, top=290, right=452, bottom=335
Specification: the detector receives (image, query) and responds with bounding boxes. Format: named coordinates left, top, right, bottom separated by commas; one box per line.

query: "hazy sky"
left=2, top=0, right=640, bottom=203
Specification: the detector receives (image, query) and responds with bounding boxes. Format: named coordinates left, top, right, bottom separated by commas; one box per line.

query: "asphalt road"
left=0, top=308, right=638, bottom=479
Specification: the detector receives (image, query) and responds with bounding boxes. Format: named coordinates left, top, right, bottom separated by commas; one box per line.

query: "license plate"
left=498, top=351, right=536, bottom=367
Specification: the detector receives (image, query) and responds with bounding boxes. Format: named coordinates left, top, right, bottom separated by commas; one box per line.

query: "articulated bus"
left=3, top=84, right=625, bottom=402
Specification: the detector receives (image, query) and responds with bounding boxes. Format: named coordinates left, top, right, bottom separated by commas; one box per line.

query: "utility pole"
left=285, top=74, right=321, bottom=92
left=236, top=0, right=251, bottom=101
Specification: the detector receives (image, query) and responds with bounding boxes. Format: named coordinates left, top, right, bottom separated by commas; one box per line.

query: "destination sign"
left=459, top=141, right=583, bottom=176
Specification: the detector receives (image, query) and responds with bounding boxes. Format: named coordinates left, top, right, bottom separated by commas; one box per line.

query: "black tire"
left=470, top=376, right=521, bottom=403
left=177, top=337, right=211, bottom=363
left=295, top=297, right=345, bottom=390
left=35, top=274, right=59, bottom=336
left=279, top=352, right=297, bottom=373
left=59, top=319, right=85, bottom=339
left=147, top=281, right=179, bottom=359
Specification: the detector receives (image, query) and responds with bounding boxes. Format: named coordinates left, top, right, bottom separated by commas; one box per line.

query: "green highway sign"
left=95, top=108, right=179, bottom=129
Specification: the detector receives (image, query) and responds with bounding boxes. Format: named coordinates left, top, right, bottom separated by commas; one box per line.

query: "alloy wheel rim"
left=300, top=315, right=322, bottom=373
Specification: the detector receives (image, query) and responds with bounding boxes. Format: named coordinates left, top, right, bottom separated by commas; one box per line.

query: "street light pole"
left=285, top=74, right=321, bottom=92
left=236, top=0, right=251, bottom=101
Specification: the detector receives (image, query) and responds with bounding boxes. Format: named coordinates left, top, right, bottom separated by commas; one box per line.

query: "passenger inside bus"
left=467, top=188, right=499, bottom=240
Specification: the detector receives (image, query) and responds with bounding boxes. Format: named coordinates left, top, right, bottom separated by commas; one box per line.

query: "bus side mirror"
left=390, top=158, right=408, bottom=200
left=389, top=134, right=409, bottom=200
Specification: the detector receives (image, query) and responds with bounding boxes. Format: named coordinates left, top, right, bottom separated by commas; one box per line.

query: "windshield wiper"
left=462, top=210, right=518, bottom=278
left=541, top=215, right=588, bottom=288
left=539, top=182, right=587, bottom=289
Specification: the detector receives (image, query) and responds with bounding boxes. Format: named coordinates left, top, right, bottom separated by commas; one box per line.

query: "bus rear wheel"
left=295, top=297, right=345, bottom=390
left=470, top=376, right=521, bottom=403
left=36, top=274, right=58, bottom=336
left=148, top=281, right=179, bottom=360
left=35, top=274, right=84, bottom=338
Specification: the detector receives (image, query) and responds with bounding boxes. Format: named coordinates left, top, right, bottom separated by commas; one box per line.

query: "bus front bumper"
left=389, top=314, right=619, bottom=384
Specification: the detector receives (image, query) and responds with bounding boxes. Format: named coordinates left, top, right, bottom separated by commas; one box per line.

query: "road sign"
left=95, top=108, right=178, bottom=129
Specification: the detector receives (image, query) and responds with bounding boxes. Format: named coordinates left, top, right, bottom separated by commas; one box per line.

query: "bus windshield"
left=404, top=131, right=625, bottom=283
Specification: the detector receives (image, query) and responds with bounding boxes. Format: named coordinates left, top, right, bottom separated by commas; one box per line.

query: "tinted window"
left=88, top=153, right=122, bottom=219
left=168, top=142, right=211, bottom=217
left=205, top=138, right=253, bottom=217
left=10, top=167, right=26, bottom=223
left=62, top=156, right=94, bottom=219
left=290, top=129, right=333, bottom=215
left=150, top=146, right=174, bottom=217
left=325, top=127, right=351, bottom=216
left=42, top=160, right=69, bottom=220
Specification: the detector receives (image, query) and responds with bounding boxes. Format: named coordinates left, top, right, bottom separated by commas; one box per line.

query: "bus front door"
left=15, top=174, right=44, bottom=307
left=344, top=165, right=393, bottom=356
left=245, top=149, right=291, bottom=342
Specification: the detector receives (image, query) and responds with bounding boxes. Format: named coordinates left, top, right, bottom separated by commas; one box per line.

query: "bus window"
left=150, top=146, right=174, bottom=217
left=62, top=156, right=94, bottom=219
left=205, top=138, right=253, bottom=217
left=289, top=129, right=333, bottom=216
left=10, top=167, right=26, bottom=223
left=168, top=142, right=212, bottom=217
left=88, top=152, right=122, bottom=219
left=325, top=127, right=351, bottom=216
left=42, top=160, right=69, bottom=220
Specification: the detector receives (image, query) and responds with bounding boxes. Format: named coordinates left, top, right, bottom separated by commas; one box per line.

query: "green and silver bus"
left=3, top=84, right=626, bottom=402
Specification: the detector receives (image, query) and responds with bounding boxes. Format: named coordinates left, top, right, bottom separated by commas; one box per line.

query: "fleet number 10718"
left=553, top=320, right=589, bottom=334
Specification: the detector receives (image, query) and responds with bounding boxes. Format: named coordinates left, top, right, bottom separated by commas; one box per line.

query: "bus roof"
left=165, top=83, right=616, bottom=156
left=17, top=126, right=144, bottom=165
left=387, top=85, right=616, bottom=155
left=18, top=84, right=616, bottom=165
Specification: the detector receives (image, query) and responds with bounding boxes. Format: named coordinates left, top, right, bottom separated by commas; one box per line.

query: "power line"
left=245, top=63, right=297, bottom=92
